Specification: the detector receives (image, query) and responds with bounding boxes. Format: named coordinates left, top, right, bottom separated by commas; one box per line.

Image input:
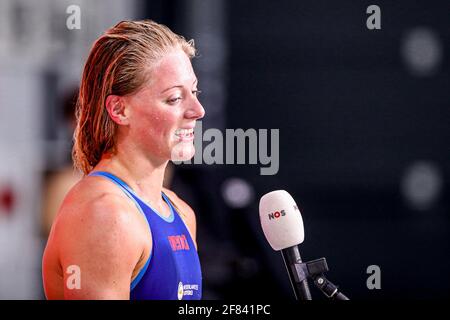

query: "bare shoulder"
left=45, top=176, right=147, bottom=299
left=54, top=176, right=141, bottom=234
left=52, top=175, right=147, bottom=261
left=162, top=188, right=198, bottom=248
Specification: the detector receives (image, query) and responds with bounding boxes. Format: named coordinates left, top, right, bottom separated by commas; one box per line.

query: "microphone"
left=259, top=190, right=312, bottom=300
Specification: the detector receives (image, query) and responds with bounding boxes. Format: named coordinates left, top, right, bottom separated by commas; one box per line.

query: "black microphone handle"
left=334, top=291, right=350, bottom=300
left=281, top=245, right=312, bottom=300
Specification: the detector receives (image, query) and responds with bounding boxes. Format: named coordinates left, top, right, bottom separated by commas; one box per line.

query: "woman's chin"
left=170, top=141, right=196, bottom=162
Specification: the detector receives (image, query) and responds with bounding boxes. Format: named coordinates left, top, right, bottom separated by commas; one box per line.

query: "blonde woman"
left=42, top=20, right=205, bottom=300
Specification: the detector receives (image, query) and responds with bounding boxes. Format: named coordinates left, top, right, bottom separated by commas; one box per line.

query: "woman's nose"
left=185, top=97, right=205, bottom=120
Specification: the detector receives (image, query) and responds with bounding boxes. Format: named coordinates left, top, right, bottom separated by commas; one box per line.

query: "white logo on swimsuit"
left=178, top=281, right=184, bottom=300
left=181, top=284, right=198, bottom=297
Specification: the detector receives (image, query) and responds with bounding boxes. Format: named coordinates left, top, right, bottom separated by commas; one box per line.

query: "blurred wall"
left=226, top=0, right=450, bottom=299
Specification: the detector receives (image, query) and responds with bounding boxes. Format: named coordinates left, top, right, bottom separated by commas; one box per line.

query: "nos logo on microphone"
left=268, top=210, right=286, bottom=220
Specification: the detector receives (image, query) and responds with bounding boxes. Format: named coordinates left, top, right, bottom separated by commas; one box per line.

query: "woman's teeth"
left=175, top=128, right=194, bottom=139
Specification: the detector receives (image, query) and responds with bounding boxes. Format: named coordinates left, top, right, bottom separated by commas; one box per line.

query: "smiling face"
left=118, top=48, right=205, bottom=163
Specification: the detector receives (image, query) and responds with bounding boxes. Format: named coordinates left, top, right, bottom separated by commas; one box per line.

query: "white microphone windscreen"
left=259, top=190, right=304, bottom=251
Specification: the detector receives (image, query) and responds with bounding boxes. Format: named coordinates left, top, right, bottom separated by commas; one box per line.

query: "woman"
left=42, top=20, right=205, bottom=300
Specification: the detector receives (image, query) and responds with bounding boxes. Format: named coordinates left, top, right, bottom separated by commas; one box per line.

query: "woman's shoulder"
left=62, top=174, right=134, bottom=212
left=44, top=176, right=148, bottom=299
left=52, top=175, right=146, bottom=241
left=162, top=188, right=195, bottom=220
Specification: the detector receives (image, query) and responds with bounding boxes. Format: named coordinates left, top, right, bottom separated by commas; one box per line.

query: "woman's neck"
left=93, top=147, right=169, bottom=208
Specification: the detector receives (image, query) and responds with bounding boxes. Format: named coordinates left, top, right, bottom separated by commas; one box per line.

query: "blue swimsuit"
left=89, top=171, right=202, bottom=300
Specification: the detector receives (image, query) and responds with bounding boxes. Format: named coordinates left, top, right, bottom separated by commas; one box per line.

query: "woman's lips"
left=174, top=128, right=194, bottom=142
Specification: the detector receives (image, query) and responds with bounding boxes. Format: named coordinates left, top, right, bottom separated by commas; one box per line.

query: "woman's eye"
left=167, top=97, right=182, bottom=104
left=192, top=90, right=202, bottom=97
left=167, top=89, right=201, bottom=104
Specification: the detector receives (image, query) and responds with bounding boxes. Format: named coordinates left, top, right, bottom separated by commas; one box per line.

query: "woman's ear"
left=105, top=95, right=130, bottom=125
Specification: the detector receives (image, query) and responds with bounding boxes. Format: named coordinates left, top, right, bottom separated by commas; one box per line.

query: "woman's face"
left=122, top=48, right=205, bottom=163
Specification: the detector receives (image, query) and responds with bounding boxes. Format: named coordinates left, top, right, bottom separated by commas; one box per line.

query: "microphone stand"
left=288, top=256, right=350, bottom=300
left=281, top=246, right=312, bottom=300
left=308, top=258, right=349, bottom=300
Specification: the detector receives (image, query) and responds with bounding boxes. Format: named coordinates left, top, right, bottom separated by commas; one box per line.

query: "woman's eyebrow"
left=160, top=78, right=198, bottom=94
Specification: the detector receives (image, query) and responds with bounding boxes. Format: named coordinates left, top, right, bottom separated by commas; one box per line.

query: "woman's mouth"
left=174, top=128, right=194, bottom=141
